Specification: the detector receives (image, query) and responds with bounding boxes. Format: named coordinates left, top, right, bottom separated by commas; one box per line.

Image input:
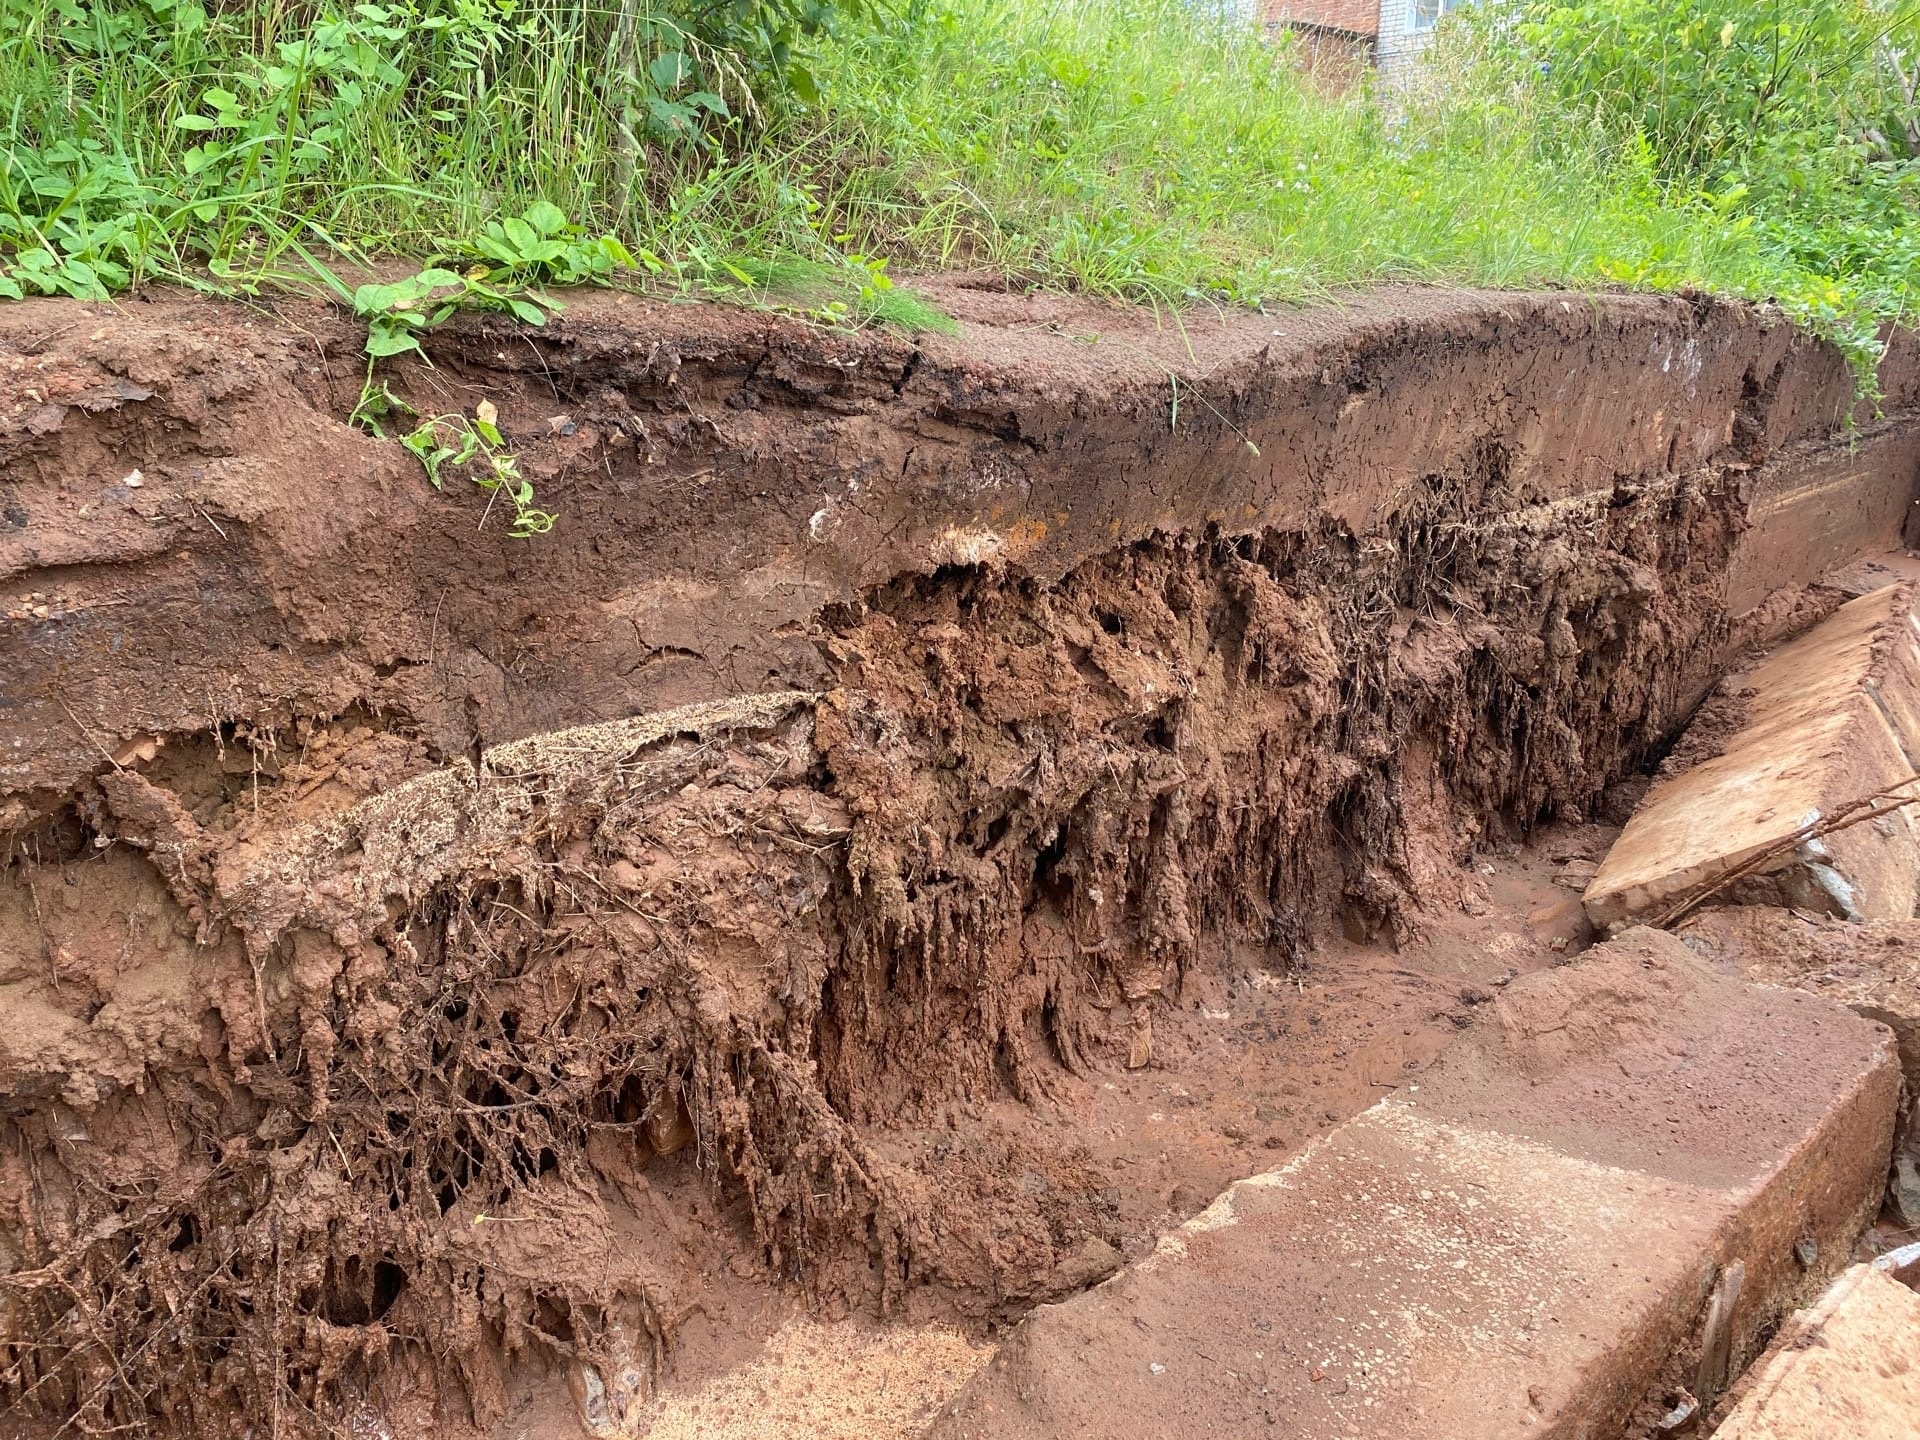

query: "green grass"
left=1, top=0, right=1914, bottom=379
left=812, top=4, right=1765, bottom=299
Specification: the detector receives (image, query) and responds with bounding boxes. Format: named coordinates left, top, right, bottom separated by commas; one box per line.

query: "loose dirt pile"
left=2, top=285, right=1916, bottom=1438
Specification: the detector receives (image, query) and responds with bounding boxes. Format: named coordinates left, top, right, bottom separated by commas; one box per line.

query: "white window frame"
left=1412, top=0, right=1462, bottom=33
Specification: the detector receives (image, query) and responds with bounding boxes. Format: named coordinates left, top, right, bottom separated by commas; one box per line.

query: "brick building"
left=1261, top=0, right=1464, bottom=76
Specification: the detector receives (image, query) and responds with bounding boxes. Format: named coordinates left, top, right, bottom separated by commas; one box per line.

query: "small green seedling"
left=342, top=203, right=635, bottom=536
left=468, top=199, right=637, bottom=286
left=402, top=401, right=556, bottom=539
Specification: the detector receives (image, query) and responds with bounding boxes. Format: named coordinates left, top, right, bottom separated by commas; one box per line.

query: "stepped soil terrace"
left=2, top=283, right=1919, bottom=1438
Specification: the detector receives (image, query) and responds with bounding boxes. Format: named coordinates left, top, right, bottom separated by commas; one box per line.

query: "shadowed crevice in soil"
left=2, top=287, right=1918, bottom=1437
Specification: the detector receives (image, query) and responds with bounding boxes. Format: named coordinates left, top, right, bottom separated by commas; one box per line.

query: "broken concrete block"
left=1680, top=906, right=1920, bottom=1228
left=929, top=931, right=1900, bottom=1440
left=1585, top=584, right=1920, bottom=929
left=1712, top=1263, right=1920, bottom=1439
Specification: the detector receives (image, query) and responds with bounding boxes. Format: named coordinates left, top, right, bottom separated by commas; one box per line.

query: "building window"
left=1413, top=0, right=1460, bottom=31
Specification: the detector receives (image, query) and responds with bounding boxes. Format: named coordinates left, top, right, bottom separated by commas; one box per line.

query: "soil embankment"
left=2, top=283, right=1918, bottom=1437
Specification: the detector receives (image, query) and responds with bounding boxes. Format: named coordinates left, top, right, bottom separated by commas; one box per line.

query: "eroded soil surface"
left=2, top=284, right=1917, bottom=1439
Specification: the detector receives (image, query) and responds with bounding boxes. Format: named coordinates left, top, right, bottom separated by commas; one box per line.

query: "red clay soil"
left=928, top=929, right=1903, bottom=1440
left=1, top=283, right=1918, bottom=1438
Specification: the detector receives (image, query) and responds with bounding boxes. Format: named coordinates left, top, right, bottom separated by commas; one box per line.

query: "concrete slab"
left=1712, top=1264, right=1920, bottom=1440
left=927, top=931, right=1899, bottom=1440
left=1680, top=905, right=1920, bottom=1228
left=1584, top=584, right=1920, bottom=929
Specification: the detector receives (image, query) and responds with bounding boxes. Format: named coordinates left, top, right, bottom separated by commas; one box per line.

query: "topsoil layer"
left=2, top=282, right=1918, bottom=1438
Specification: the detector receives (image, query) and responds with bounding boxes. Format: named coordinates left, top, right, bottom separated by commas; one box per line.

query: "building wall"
left=1260, top=0, right=1379, bottom=87
left=1261, top=0, right=1381, bottom=36
left=1377, top=0, right=1459, bottom=76
left=1256, top=0, right=1463, bottom=80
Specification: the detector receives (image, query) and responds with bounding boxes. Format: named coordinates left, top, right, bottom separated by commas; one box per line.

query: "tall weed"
left=0, top=0, right=1913, bottom=376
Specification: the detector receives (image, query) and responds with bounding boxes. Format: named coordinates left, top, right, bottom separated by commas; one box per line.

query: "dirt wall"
left=5, top=284, right=1916, bottom=820
left=2, top=285, right=1918, bottom=1437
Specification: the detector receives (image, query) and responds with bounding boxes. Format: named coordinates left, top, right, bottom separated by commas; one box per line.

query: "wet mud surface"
left=2, top=285, right=1917, bottom=1437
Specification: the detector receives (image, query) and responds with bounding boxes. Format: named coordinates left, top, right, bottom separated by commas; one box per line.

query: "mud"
left=2, top=285, right=1918, bottom=1437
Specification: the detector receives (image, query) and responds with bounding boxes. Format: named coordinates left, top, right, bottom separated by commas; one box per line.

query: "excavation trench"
left=2, top=285, right=1918, bottom=1438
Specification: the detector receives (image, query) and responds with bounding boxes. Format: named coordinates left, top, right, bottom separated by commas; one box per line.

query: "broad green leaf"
left=522, top=200, right=566, bottom=237
left=647, top=97, right=695, bottom=132
left=501, top=217, right=538, bottom=254
left=365, top=328, right=423, bottom=358
left=649, top=51, right=692, bottom=92
left=353, top=281, right=400, bottom=312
